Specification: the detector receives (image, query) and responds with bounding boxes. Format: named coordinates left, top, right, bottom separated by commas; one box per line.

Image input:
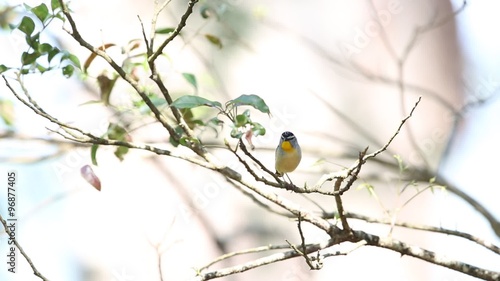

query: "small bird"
left=275, top=131, right=302, bottom=181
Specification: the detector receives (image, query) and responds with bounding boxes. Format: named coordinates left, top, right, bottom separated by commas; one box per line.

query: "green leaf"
left=114, top=146, right=129, bottom=161
left=200, top=6, right=215, bottom=19
left=97, top=74, right=118, bottom=106
left=0, top=99, right=14, bottom=126
left=106, top=123, right=130, bottom=161
left=169, top=137, right=179, bottom=147
left=205, top=34, right=222, bottom=49
left=38, top=43, right=53, bottom=54
left=68, top=54, right=81, bottom=69
left=91, top=144, right=99, bottom=166
left=168, top=126, right=184, bottom=147
left=0, top=65, right=9, bottom=74
left=182, top=73, right=197, bottom=91
left=79, top=100, right=102, bottom=106
left=242, top=109, right=251, bottom=117
left=179, top=136, right=200, bottom=147
left=181, top=108, right=203, bottom=129
left=51, top=0, right=61, bottom=12
left=208, top=117, right=224, bottom=126
left=171, top=95, right=221, bottom=109
left=136, top=95, right=167, bottom=114
left=251, top=122, right=266, bottom=136
left=230, top=127, right=243, bottom=139
left=150, top=95, right=167, bottom=107
left=36, top=64, right=48, bottom=73
left=107, top=123, right=128, bottom=140
left=155, top=27, right=175, bottom=34
left=25, top=33, right=40, bottom=50
left=229, top=94, right=270, bottom=115
left=18, top=16, right=35, bottom=35
left=393, top=154, right=406, bottom=172
left=31, top=3, right=49, bottom=24
left=62, top=64, right=74, bottom=77
left=60, top=51, right=81, bottom=69
left=235, top=114, right=248, bottom=127
left=48, top=47, right=60, bottom=62
left=21, top=51, right=41, bottom=65
left=178, top=136, right=189, bottom=146
left=358, top=183, right=376, bottom=197
left=206, top=117, right=224, bottom=137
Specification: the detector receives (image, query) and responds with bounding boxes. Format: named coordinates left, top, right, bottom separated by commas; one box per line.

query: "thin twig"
left=149, top=0, right=173, bottom=55
left=197, top=244, right=295, bottom=272
left=337, top=147, right=368, bottom=196
left=294, top=214, right=321, bottom=269
left=334, top=177, right=350, bottom=232
left=226, top=179, right=291, bottom=217
left=310, top=97, right=422, bottom=193
left=57, top=0, right=178, bottom=140
left=148, top=0, right=199, bottom=62
left=237, top=140, right=283, bottom=183
left=197, top=238, right=342, bottom=280
left=4, top=75, right=95, bottom=140
left=396, top=1, right=467, bottom=169
left=311, top=90, right=385, bottom=151
left=0, top=214, right=49, bottom=281
left=364, top=96, right=421, bottom=160
left=326, top=211, right=500, bottom=255
left=151, top=157, right=227, bottom=254
left=137, top=16, right=151, bottom=55
left=225, top=141, right=306, bottom=192
left=144, top=0, right=202, bottom=152
left=263, top=18, right=455, bottom=112
left=222, top=176, right=337, bottom=235
left=353, top=230, right=499, bottom=281
left=226, top=96, right=419, bottom=197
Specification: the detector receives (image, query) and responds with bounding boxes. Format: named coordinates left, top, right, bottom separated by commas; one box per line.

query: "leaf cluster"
left=1, top=1, right=81, bottom=77
left=171, top=94, right=270, bottom=140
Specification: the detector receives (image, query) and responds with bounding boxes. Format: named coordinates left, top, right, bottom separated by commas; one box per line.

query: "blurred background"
left=0, top=0, right=499, bottom=280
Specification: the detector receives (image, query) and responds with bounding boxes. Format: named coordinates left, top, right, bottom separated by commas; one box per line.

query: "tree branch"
left=0, top=214, right=49, bottom=281
left=338, top=211, right=500, bottom=255
left=148, top=0, right=199, bottom=62
left=57, top=0, right=178, bottom=140
left=195, top=238, right=342, bottom=280
left=353, top=230, right=499, bottom=281
left=310, top=96, right=422, bottom=193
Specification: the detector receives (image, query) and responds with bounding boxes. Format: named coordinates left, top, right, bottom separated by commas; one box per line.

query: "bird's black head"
left=281, top=131, right=296, bottom=141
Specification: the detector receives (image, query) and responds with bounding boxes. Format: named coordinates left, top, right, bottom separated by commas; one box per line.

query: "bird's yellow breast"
left=281, top=141, right=293, bottom=151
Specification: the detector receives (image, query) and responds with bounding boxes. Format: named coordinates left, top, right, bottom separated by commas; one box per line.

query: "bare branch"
left=364, top=96, right=422, bottom=160
left=2, top=75, right=211, bottom=167
left=354, top=230, right=500, bottom=281
left=395, top=1, right=467, bottom=169
left=225, top=179, right=291, bottom=217
left=197, top=244, right=292, bottom=273
left=295, top=214, right=322, bottom=269
left=225, top=140, right=289, bottom=189
left=224, top=177, right=337, bottom=235
left=334, top=176, right=350, bottom=232
left=149, top=0, right=173, bottom=55
left=0, top=214, right=49, bottom=281
left=400, top=0, right=467, bottom=63
left=196, top=238, right=340, bottom=280
left=310, top=97, right=422, bottom=193
left=340, top=211, right=500, bottom=255
left=148, top=0, right=199, bottom=62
